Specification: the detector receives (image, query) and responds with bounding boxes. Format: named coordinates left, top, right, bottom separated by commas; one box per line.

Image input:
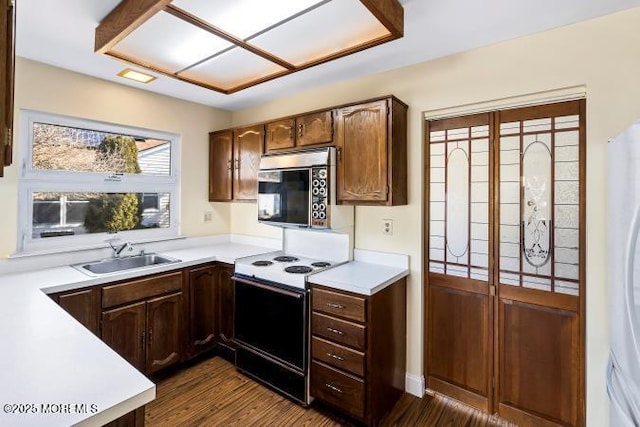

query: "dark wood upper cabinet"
left=209, top=130, right=233, bottom=202
left=296, top=111, right=333, bottom=147
left=146, top=292, right=183, bottom=375
left=102, top=301, right=147, bottom=372
left=0, top=0, right=15, bottom=176
left=188, top=265, right=218, bottom=358
left=233, top=124, right=263, bottom=201
left=53, top=287, right=101, bottom=336
left=265, top=118, right=295, bottom=151
left=335, top=97, right=407, bottom=206
left=265, top=111, right=333, bottom=152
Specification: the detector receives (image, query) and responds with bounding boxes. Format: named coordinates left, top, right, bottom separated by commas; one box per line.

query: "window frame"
left=17, top=110, right=181, bottom=254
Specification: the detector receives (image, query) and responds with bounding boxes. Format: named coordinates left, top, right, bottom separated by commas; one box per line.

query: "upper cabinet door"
left=234, top=125, right=264, bottom=201
left=296, top=111, right=333, bottom=147
left=0, top=0, right=15, bottom=176
left=265, top=119, right=295, bottom=152
left=336, top=100, right=389, bottom=203
left=209, top=130, right=234, bottom=202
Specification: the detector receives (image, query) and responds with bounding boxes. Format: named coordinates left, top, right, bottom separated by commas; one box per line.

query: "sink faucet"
left=106, top=238, right=134, bottom=258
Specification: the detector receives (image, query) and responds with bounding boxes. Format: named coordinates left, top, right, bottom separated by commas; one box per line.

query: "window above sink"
left=17, top=110, right=181, bottom=255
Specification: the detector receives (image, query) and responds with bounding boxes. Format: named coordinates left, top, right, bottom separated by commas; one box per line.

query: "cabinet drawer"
left=312, top=312, right=366, bottom=350
left=313, top=288, right=366, bottom=322
left=312, top=336, right=365, bottom=377
left=311, top=360, right=365, bottom=419
left=103, top=272, right=182, bottom=308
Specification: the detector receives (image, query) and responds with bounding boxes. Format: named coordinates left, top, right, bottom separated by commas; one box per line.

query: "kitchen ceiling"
left=17, top=0, right=640, bottom=111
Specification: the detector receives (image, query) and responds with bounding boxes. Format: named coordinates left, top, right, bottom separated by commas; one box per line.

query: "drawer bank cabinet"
left=49, top=262, right=236, bottom=427
left=310, top=279, right=407, bottom=426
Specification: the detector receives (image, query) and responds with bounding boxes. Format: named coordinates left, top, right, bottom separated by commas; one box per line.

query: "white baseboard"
left=405, top=373, right=425, bottom=398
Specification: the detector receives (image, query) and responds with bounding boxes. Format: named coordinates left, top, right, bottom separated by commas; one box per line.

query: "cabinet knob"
left=227, top=159, right=233, bottom=170
left=326, top=352, right=345, bottom=361
left=148, top=329, right=153, bottom=346
left=298, top=124, right=304, bottom=137
left=327, top=327, right=344, bottom=335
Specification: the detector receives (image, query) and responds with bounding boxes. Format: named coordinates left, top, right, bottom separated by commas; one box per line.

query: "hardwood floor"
left=145, top=357, right=516, bottom=426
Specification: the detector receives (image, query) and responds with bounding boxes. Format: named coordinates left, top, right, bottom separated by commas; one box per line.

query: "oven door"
left=258, top=168, right=311, bottom=227
left=233, top=275, right=307, bottom=370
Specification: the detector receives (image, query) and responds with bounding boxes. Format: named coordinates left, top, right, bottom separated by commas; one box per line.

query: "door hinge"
left=385, top=185, right=390, bottom=196
left=489, top=285, right=496, bottom=296
left=5, top=128, right=11, bottom=148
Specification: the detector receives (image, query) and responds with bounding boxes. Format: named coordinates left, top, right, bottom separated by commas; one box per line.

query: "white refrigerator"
left=608, top=122, right=640, bottom=426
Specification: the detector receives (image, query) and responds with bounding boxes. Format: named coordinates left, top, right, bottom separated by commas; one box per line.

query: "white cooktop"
left=234, top=250, right=339, bottom=289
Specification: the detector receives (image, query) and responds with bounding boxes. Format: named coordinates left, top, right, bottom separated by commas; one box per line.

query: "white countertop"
left=0, top=238, right=277, bottom=427
left=308, top=249, right=410, bottom=296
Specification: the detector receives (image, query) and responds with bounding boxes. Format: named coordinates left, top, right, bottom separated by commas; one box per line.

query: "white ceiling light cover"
left=112, top=11, right=233, bottom=72
left=180, top=47, right=286, bottom=89
left=171, top=0, right=328, bottom=39
left=251, top=0, right=391, bottom=66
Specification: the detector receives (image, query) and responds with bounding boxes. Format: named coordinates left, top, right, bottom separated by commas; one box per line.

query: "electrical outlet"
left=382, top=219, right=393, bottom=235
left=202, top=211, right=213, bottom=223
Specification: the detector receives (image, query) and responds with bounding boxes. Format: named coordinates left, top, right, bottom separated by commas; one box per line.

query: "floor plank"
left=145, top=357, right=516, bottom=426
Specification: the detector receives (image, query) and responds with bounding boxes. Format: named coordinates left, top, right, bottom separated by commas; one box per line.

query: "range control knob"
left=318, top=169, right=327, bottom=179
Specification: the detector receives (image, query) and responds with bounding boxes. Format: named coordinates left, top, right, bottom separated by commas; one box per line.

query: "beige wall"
left=0, top=58, right=232, bottom=258
left=232, top=7, right=640, bottom=425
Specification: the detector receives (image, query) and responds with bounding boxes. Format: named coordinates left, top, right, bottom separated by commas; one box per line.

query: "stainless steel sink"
left=72, top=253, right=181, bottom=276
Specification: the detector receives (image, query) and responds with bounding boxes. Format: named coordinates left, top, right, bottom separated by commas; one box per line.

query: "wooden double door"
left=425, top=100, right=585, bottom=426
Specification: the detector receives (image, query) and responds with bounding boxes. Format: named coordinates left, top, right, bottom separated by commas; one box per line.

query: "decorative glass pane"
left=32, top=192, right=171, bottom=239
left=471, top=126, right=489, bottom=138
left=554, top=115, right=579, bottom=129
left=500, top=122, right=520, bottom=135
left=447, top=127, right=469, bottom=140
left=523, top=118, right=551, bottom=133
left=32, top=123, right=171, bottom=176
left=430, top=131, right=446, bottom=142
left=555, top=280, right=579, bottom=296
left=446, top=147, right=470, bottom=260
left=522, top=140, right=552, bottom=268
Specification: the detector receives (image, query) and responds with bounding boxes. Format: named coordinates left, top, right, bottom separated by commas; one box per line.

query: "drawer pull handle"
left=327, top=327, right=344, bottom=335
left=327, top=303, right=344, bottom=309
left=327, top=352, right=345, bottom=361
left=325, top=383, right=343, bottom=394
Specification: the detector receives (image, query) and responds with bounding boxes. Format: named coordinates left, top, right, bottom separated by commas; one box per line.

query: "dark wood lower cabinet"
left=104, top=406, right=145, bottom=427
left=310, top=279, right=406, bottom=426
left=101, top=273, right=185, bottom=376
left=188, top=265, right=218, bottom=358
left=49, top=287, right=100, bottom=336
left=102, top=301, right=147, bottom=372
left=216, top=264, right=236, bottom=359
left=146, top=292, right=183, bottom=374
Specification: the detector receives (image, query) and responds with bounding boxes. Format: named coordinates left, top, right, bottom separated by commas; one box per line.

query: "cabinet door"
left=209, top=130, right=233, bottom=201
left=0, top=0, right=15, bottom=173
left=296, top=111, right=333, bottom=147
left=188, top=266, right=217, bottom=358
left=58, top=288, right=100, bottom=336
left=102, top=302, right=146, bottom=372
left=217, top=264, right=235, bottom=344
left=336, top=100, right=388, bottom=203
left=233, top=125, right=263, bottom=200
left=265, top=119, right=295, bottom=152
left=146, top=292, right=183, bottom=375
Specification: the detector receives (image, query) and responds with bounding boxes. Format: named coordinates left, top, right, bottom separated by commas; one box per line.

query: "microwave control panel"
left=311, top=167, right=328, bottom=227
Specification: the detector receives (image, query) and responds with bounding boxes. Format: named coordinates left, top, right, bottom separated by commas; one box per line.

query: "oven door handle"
left=232, top=276, right=305, bottom=299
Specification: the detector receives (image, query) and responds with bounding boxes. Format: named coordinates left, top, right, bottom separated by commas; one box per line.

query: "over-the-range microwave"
left=257, top=147, right=352, bottom=230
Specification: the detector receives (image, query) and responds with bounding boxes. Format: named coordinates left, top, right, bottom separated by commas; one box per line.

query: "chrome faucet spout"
left=106, top=238, right=133, bottom=258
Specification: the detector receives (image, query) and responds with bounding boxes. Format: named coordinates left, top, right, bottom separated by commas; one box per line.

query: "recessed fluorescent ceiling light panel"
left=117, top=68, right=157, bottom=83
left=95, top=0, right=404, bottom=94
